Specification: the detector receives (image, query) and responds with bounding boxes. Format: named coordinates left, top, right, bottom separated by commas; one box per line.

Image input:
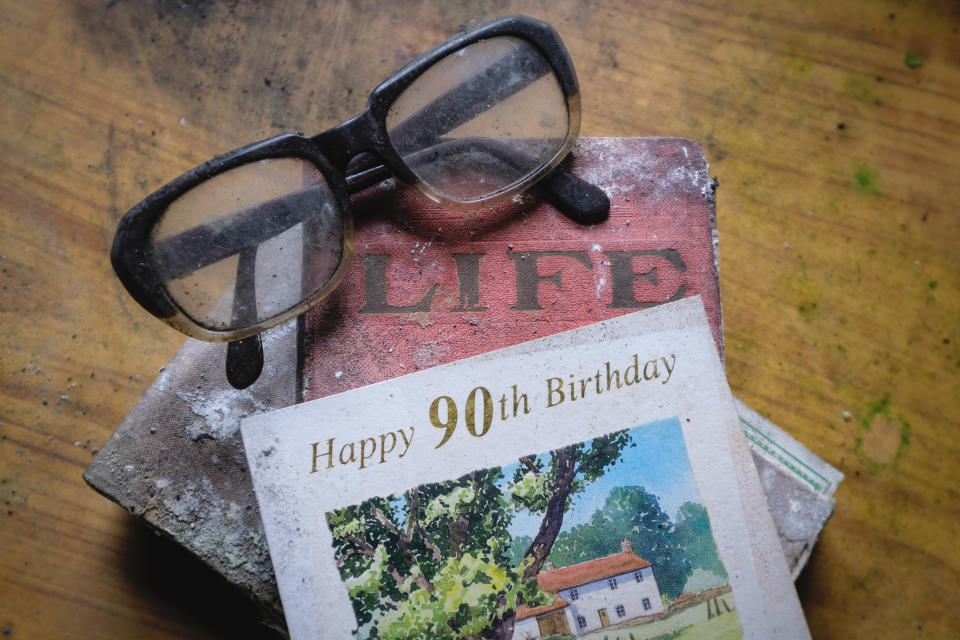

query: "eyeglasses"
left=111, top=15, right=608, bottom=388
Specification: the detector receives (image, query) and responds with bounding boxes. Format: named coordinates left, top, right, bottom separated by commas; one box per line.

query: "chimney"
left=542, top=561, right=555, bottom=572
left=621, top=537, right=633, bottom=553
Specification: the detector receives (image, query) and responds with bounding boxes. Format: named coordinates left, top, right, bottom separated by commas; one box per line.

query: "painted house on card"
left=513, top=539, right=665, bottom=639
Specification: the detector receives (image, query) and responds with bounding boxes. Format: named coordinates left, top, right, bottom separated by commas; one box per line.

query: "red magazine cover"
left=302, top=137, right=720, bottom=402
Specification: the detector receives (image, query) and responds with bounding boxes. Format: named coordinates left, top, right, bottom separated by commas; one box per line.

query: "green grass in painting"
left=581, top=600, right=741, bottom=640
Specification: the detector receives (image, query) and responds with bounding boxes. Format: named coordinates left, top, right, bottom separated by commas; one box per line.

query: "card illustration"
left=326, top=418, right=740, bottom=640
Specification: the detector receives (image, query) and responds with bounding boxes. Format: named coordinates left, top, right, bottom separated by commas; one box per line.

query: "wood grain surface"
left=1, top=0, right=957, bottom=638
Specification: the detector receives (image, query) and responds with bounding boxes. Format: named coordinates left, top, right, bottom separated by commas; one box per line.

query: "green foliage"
left=327, top=465, right=553, bottom=638
left=577, top=431, right=635, bottom=482
left=550, top=486, right=678, bottom=564
left=681, top=568, right=727, bottom=594
left=327, top=431, right=635, bottom=638
left=673, top=502, right=727, bottom=581
left=508, top=432, right=633, bottom=514
left=374, top=552, right=548, bottom=640
left=506, top=535, right=533, bottom=568
left=423, top=485, right=477, bottom=525
left=509, top=466, right=553, bottom=509
left=546, top=488, right=728, bottom=599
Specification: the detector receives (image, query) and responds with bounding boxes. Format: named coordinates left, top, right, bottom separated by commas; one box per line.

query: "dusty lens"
left=148, top=158, right=347, bottom=331
left=386, top=36, right=569, bottom=202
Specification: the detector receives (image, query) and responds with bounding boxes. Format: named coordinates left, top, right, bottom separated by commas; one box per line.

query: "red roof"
left=515, top=594, right=569, bottom=621
left=536, top=552, right=651, bottom=593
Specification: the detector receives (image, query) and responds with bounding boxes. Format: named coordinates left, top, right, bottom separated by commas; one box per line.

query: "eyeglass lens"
left=148, top=157, right=347, bottom=331
left=386, top=36, right=569, bottom=202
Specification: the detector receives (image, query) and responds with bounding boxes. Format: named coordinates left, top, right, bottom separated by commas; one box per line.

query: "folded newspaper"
left=242, top=297, right=810, bottom=638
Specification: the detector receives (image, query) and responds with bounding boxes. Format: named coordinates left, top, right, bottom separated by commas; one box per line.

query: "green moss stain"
left=928, top=280, right=938, bottom=290
left=854, top=394, right=911, bottom=474
left=904, top=51, right=923, bottom=68
left=854, top=166, right=879, bottom=194
left=859, top=394, right=890, bottom=431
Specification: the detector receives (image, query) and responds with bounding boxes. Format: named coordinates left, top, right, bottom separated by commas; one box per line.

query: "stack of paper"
left=86, top=139, right=841, bottom=638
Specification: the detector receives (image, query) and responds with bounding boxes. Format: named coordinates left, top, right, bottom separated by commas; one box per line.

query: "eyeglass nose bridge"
left=310, top=112, right=387, bottom=172
left=311, top=107, right=423, bottom=197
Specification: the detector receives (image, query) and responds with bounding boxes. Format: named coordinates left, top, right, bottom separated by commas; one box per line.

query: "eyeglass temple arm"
left=225, top=248, right=264, bottom=389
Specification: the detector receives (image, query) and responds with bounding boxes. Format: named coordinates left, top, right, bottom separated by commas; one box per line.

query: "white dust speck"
left=572, top=138, right=712, bottom=204
left=176, top=388, right=269, bottom=441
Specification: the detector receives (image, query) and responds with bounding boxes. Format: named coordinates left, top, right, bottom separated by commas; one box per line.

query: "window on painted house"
left=616, top=604, right=626, bottom=618
left=608, top=577, right=618, bottom=590
left=576, top=615, right=587, bottom=629
left=634, top=570, right=644, bottom=582
left=642, top=597, right=652, bottom=611
left=569, top=588, right=579, bottom=601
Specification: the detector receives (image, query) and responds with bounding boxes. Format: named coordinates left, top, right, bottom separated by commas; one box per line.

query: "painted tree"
left=673, top=501, right=727, bottom=580
left=498, top=430, right=634, bottom=637
left=326, top=430, right=633, bottom=639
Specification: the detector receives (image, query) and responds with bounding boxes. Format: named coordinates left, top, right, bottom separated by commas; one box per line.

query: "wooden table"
left=1, top=0, right=957, bottom=637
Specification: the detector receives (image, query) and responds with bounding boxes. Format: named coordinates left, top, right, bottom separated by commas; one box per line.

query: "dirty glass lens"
left=386, top=36, right=569, bottom=202
left=148, top=158, right=346, bottom=331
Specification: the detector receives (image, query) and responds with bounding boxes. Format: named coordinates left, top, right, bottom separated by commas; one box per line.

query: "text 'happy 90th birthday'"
left=308, top=352, right=677, bottom=474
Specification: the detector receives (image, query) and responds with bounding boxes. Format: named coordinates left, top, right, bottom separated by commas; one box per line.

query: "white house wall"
left=559, top=566, right=665, bottom=635
left=512, top=616, right=542, bottom=640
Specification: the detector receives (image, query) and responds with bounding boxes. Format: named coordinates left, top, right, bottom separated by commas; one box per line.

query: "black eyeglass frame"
left=111, top=15, right=583, bottom=345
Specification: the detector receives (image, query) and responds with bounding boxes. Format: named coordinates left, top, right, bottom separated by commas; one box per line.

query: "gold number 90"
left=429, top=387, right=493, bottom=448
